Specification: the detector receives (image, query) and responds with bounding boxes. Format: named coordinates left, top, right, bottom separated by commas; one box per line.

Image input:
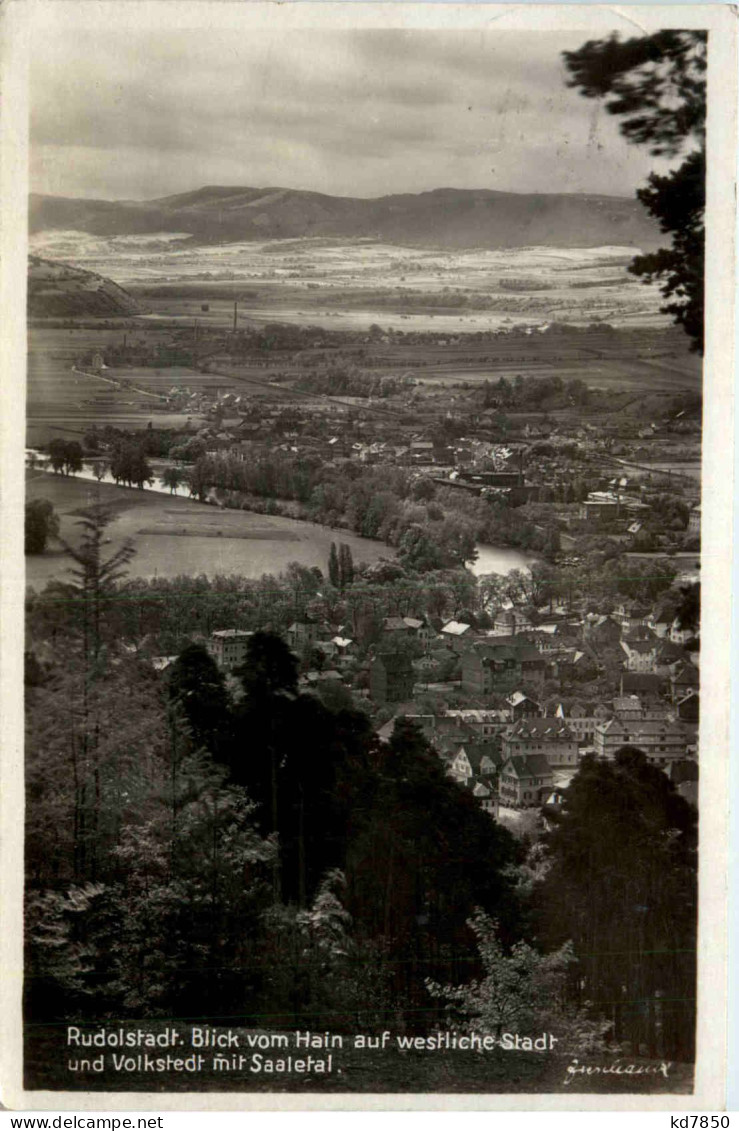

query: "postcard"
left=1, top=0, right=734, bottom=1112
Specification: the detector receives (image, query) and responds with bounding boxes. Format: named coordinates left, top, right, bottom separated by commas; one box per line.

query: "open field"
left=27, top=328, right=236, bottom=445
left=27, top=234, right=702, bottom=446
left=25, top=471, right=393, bottom=588
left=28, top=318, right=701, bottom=450
left=213, top=326, right=700, bottom=399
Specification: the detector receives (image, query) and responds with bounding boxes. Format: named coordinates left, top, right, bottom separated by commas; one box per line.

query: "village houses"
left=502, top=719, right=579, bottom=768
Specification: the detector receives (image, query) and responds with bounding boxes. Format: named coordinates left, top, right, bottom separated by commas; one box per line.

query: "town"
left=26, top=310, right=701, bottom=829
left=22, top=19, right=708, bottom=1094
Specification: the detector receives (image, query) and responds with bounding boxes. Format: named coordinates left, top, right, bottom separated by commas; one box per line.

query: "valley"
left=31, top=232, right=669, bottom=332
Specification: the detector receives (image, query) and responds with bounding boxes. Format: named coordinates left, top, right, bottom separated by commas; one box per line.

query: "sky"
left=30, top=27, right=677, bottom=202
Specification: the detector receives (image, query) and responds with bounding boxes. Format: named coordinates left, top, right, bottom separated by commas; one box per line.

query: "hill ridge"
left=27, top=254, right=144, bottom=318
left=30, top=184, right=661, bottom=251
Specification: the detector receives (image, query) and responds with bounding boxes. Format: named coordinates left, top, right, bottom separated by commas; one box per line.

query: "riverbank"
left=26, top=458, right=538, bottom=586
left=25, top=470, right=393, bottom=587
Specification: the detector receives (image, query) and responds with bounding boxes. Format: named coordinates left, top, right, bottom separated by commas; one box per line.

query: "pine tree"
left=52, top=503, right=137, bottom=879
left=564, top=31, right=706, bottom=351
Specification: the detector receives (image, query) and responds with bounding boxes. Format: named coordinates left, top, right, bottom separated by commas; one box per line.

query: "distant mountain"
left=29, top=185, right=661, bottom=250
left=28, top=255, right=144, bottom=317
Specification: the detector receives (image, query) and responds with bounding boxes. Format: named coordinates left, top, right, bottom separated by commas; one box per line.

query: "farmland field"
left=31, top=231, right=672, bottom=332
left=27, top=328, right=236, bottom=445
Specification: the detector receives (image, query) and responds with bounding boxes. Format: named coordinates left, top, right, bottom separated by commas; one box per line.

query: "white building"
left=209, top=629, right=253, bottom=669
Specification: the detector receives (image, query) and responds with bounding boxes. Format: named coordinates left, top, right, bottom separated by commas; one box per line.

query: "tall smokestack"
left=233, top=302, right=238, bottom=332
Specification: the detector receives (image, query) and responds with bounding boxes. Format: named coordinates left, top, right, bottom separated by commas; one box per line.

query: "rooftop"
left=503, top=754, right=554, bottom=779
left=508, top=720, right=575, bottom=740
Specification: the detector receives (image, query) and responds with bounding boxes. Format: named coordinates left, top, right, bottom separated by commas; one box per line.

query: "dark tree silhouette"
left=233, top=632, right=299, bottom=899
left=168, top=643, right=231, bottom=755
left=338, top=542, right=354, bottom=589
left=237, top=629, right=298, bottom=703
left=537, top=748, right=698, bottom=1059
left=564, top=30, right=706, bottom=352
left=48, top=438, right=83, bottom=476
left=110, top=442, right=154, bottom=489
left=345, top=718, right=523, bottom=1012
left=328, top=542, right=340, bottom=588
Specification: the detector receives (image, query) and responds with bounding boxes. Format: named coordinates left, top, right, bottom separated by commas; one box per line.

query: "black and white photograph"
left=2, top=0, right=735, bottom=1110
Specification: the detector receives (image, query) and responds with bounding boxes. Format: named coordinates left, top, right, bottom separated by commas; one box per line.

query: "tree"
left=564, top=31, right=706, bottom=352
left=43, top=506, right=139, bottom=883
left=104, top=750, right=273, bottom=1018
left=63, top=441, right=84, bottom=476
left=345, top=719, right=522, bottom=1012
left=185, top=458, right=211, bottom=502
left=238, top=630, right=298, bottom=704
left=437, top=516, right=478, bottom=569
left=411, top=477, right=436, bottom=502
left=328, top=542, right=340, bottom=588
left=338, top=543, right=354, bottom=590
left=48, top=438, right=82, bottom=476
left=129, top=446, right=154, bottom=489
left=536, top=748, right=698, bottom=1059
left=672, top=581, right=700, bottom=634
left=256, top=870, right=395, bottom=1029
left=57, top=503, right=136, bottom=662
left=92, top=459, right=109, bottom=484
left=48, top=439, right=66, bottom=474
left=25, top=499, right=59, bottom=554
left=162, top=466, right=183, bottom=494
left=426, top=911, right=613, bottom=1053
left=24, top=882, right=106, bottom=1019
left=168, top=643, right=231, bottom=755
left=397, top=524, right=448, bottom=572
left=110, top=443, right=153, bottom=489
left=26, top=653, right=170, bottom=887
left=234, top=631, right=299, bottom=900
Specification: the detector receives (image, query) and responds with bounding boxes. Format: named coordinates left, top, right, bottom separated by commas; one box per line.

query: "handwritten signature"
left=563, top=1058, right=672, bottom=1086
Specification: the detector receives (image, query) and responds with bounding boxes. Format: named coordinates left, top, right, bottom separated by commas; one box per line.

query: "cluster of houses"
left=374, top=670, right=697, bottom=815
left=371, top=673, right=696, bottom=815
left=365, top=599, right=698, bottom=702
left=200, top=586, right=699, bottom=820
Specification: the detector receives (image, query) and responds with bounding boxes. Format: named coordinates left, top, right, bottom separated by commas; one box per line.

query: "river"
left=471, top=544, right=537, bottom=576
